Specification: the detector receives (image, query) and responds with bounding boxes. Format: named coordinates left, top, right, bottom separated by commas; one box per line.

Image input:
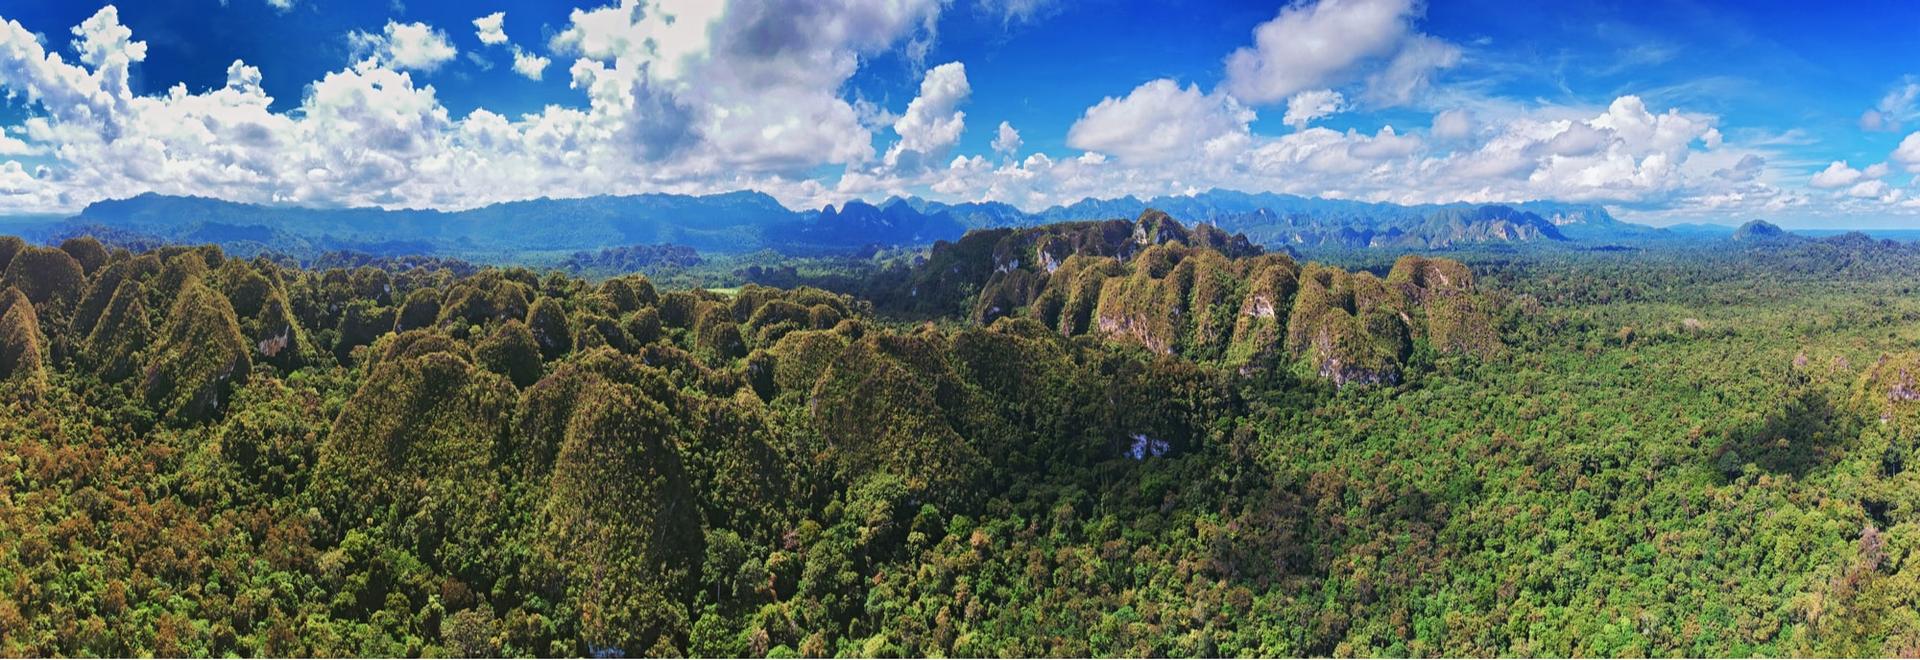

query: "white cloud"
left=0, top=2, right=1879, bottom=224
left=1810, top=160, right=1865, bottom=188
left=991, top=120, right=1021, bottom=158
left=550, top=0, right=942, bottom=171
left=1861, top=79, right=1919, bottom=132
left=473, top=12, right=508, bottom=46
left=73, top=5, right=146, bottom=69
left=1894, top=131, right=1920, bottom=172
left=920, top=93, right=1743, bottom=217
left=1222, top=0, right=1453, bottom=108
left=351, top=20, right=457, bottom=72
left=471, top=10, right=548, bottom=81
left=1431, top=108, right=1473, bottom=141
left=511, top=47, right=549, bottom=80
left=1283, top=89, right=1345, bottom=128
left=0, top=1, right=952, bottom=213
left=1362, top=34, right=1460, bottom=106
left=0, top=161, right=37, bottom=195
left=1066, top=79, right=1254, bottom=162
left=1849, top=179, right=1892, bottom=200
left=1543, top=121, right=1608, bottom=157
left=0, top=130, right=37, bottom=158
left=884, top=61, right=970, bottom=171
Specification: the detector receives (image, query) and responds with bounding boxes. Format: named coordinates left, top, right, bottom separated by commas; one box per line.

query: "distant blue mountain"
left=1658, top=222, right=1738, bottom=237
left=912, top=188, right=1634, bottom=248
left=35, top=188, right=1679, bottom=260
left=1731, top=219, right=1798, bottom=243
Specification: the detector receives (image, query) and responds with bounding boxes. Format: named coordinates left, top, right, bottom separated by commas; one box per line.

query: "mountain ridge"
left=40, top=188, right=1678, bottom=260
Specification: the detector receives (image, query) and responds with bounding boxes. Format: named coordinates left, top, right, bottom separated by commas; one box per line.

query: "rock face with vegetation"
left=891, top=209, right=1501, bottom=386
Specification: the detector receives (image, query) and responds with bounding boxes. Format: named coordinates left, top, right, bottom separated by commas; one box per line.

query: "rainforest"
left=8, top=0, right=1920, bottom=657
left=4, top=212, right=1920, bottom=657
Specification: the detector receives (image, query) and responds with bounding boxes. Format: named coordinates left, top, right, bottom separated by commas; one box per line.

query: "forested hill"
left=13, top=225, right=1920, bottom=655
left=15, top=189, right=1664, bottom=261
left=0, top=226, right=1502, bottom=656
left=861, top=210, right=1502, bottom=386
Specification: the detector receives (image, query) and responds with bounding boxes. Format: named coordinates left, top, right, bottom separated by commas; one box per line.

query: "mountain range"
left=12, top=188, right=1689, bottom=261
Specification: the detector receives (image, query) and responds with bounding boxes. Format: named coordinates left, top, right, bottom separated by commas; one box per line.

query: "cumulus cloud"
left=1861, top=79, right=1919, bottom=132
left=0, top=161, right=37, bottom=195
left=1283, top=89, right=1345, bottom=128
left=1066, top=79, right=1254, bottom=162
left=0, top=128, right=38, bottom=156
left=471, top=10, right=547, bottom=80
left=511, top=48, right=549, bottom=80
left=550, top=0, right=942, bottom=171
left=916, top=93, right=1744, bottom=217
left=1895, top=131, right=1920, bottom=172
left=1222, top=0, right=1455, bottom=108
left=884, top=61, right=970, bottom=171
left=1810, top=160, right=1866, bottom=188
left=0, top=1, right=1860, bottom=223
left=992, top=120, right=1021, bottom=158
left=350, top=20, right=457, bottom=72
left=473, top=12, right=508, bottom=46
left=0, top=1, right=954, bottom=213
left=1848, top=179, right=1893, bottom=200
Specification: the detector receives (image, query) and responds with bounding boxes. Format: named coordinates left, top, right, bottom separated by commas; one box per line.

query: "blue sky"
left=0, top=0, right=1918, bottom=226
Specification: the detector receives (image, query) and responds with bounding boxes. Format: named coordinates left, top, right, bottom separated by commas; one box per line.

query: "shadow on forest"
left=1712, top=385, right=1856, bottom=480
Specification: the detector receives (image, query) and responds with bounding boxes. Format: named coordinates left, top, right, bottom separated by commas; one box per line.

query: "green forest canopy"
left=3, top=213, right=1920, bottom=656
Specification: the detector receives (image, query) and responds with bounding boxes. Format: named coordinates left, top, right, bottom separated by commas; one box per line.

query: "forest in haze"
left=4, top=211, right=1920, bottom=657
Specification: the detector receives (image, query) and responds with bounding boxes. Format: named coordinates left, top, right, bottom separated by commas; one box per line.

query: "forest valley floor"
left=3, top=224, right=1920, bottom=657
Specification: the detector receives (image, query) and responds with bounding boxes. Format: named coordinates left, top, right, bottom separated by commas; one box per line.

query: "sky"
left=0, top=0, right=1918, bottom=227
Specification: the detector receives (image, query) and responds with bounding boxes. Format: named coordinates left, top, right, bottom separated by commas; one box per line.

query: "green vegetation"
left=6, top=220, right=1920, bottom=657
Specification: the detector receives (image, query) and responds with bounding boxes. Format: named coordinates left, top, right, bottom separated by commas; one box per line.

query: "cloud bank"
left=0, top=0, right=1908, bottom=223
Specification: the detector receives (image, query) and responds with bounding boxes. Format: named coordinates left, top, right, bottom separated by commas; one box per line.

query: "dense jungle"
left=4, top=213, right=1920, bottom=657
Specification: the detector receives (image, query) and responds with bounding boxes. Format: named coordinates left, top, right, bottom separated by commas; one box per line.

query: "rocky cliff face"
left=908, top=209, right=1503, bottom=387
